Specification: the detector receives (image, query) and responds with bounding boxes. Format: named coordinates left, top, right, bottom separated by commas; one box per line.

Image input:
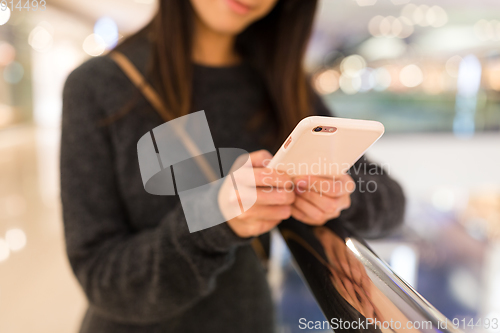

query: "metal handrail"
left=279, top=220, right=463, bottom=333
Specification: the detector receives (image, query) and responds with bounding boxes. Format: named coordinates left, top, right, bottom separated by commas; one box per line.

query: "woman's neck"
left=192, top=17, right=241, bottom=67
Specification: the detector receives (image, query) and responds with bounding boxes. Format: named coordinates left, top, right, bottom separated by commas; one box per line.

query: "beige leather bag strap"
left=109, top=51, right=218, bottom=183
left=110, top=52, right=175, bottom=122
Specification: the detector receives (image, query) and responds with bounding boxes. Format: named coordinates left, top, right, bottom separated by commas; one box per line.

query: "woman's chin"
left=205, top=19, right=252, bottom=36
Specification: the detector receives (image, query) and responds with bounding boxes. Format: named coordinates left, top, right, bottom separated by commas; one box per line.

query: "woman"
left=61, top=0, right=405, bottom=332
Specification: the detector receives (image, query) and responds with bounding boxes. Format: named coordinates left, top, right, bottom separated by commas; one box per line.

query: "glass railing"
left=279, top=220, right=464, bottom=333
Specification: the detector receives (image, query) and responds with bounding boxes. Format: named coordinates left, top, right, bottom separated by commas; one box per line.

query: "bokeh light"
left=397, top=17, right=414, bottom=38
left=314, top=69, right=340, bottom=95
left=94, top=17, right=119, bottom=49
left=369, top=15, right=414, bottom=38
left=380, top=16, right=395, bottom=36
left=413, top=5, right=429, bottom=27
left=368, top=15, right=384, bottom=37
left=428, top=6, right=448, bottom=28
left=5, top=229, right=27, bottom=252
left=339, top=74, right=362, bottom=94
left=340, top=54, right=366, bottom=77
left=82, top=33, right=106, bottom=56
left=0, top=6, right=11, bottom=26
left=456, top=55, right=482, bottom=96
left=401, top=4, right=417, bottom=22
left=392, top=17, right=403, bottom=36
left=385, top=65, right=403, bottom=90
left=399, top=64, right=423, bottom=88
left=474, top=19, right=500, bottom=41
left=29, top=23, right=54, bottom=53
left=401, top=4, right=447, bottom=28
left=3, top=61, right=24, bottom=84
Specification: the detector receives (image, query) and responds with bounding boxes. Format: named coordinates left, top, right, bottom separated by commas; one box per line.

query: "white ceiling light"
left=82, top=33, right=106, bottom=57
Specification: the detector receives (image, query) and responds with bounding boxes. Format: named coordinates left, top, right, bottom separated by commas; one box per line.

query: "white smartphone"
left=267, top=116, right=384, bottom=176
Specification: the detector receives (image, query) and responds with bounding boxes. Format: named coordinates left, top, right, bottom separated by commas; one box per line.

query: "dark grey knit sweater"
left=60, top=36, right=405, bottom=333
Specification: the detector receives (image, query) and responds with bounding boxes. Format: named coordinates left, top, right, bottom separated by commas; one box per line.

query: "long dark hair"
left=117, top=0, right=318, bottom=143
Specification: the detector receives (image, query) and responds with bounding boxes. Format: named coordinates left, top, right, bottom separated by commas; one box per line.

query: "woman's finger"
left=295, top=189, right=340, bottom=214
left=237, top=187, right=295, bottom=206
left=295, top=190, right=351, bottom=222
left=292, top=196, right=326, bottom=225
left=294, top=174, right=355, bottom=197
left=238, top=204, right=292, bottom=221
left=254, top=168, right=294, bottom=188
left=291, top=207, right=317, bottom=225
left=249, top=149, right=273, bottom=167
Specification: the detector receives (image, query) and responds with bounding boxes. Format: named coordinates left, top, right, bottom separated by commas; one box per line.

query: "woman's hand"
left=222, top=150, right=295, bottom=238
left=291, top=174, right=355, bottom=225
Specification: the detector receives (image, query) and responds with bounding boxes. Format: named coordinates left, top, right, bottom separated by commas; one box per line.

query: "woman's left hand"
left=291, top=174, right=355, bottom=225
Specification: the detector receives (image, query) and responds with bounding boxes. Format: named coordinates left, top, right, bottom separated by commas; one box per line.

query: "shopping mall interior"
left=0, top=0, right=499, bottom=332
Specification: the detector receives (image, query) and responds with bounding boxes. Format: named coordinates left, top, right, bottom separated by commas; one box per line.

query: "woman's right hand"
left=220, top=150, right=295, bottom=238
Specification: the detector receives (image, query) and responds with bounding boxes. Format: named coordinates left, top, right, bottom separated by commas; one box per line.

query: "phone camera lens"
left=313, top=127, right=322, bottom=132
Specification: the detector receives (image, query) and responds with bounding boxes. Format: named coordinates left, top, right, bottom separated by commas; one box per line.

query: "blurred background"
left=0, top=0, right=499, bottom=332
